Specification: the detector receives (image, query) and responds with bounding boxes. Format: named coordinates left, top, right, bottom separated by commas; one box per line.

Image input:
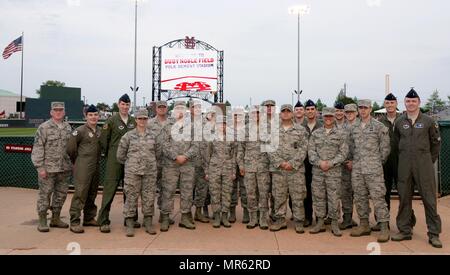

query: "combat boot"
left=195, top=207, right=209, bottom=223
left=295, top=221, right=305, bottom=234
left=350, top=218, right=371, bottom=237
left=269, top=218, right=287, bottom=232
left=339, top=213, right=354, bottom=230
left=160, top=214, right=170, bottom=232
left=259, top=211, right=269, bottom=230
left=221, top=212, right=231, bottom=228
left=309, top=218, right=326, bottom=234
left=228, top=207, right=236, bottom=223
left=203, top=205, right=210, bottom=219
left=70, top=224, right=85, bottom=234
left=331, top=219, right=342, bottom=237
left=99, top=224, right=110, bottom=233
left=212, top=212, right=221, bottom=228
left=143, top=216, right=157, bottom=235
left=125, top=218, right=135, bottom=237
left=242, top=208, right=250, bottom=224
left=158, top=211, right=175, bottom=224
left=324, top=217, right=332, bottom=225
left=37, top=213, right=49, bottom=233
left=377, top=222, right=390, bottom=243
left=83, top=219, right=99, bottom=227
left=391, top=231, right=412, bottom=241
left=429, top=235, right=443, bottom=248
left=371, top=222, right=381, bottom=232
left=49, top=212, right=69, bottom=228
left=246, top=212, right=258, bottom=229
left=179, top=213, right=196, bottom=230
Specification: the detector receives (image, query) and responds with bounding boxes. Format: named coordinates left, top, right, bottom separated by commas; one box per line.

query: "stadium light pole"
left=131, top=0, right=147, bottom=113
left=289, top=4, right=310, bottom=100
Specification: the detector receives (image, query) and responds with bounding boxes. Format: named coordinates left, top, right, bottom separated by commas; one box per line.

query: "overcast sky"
left=1, top=0, right=449, bottom=108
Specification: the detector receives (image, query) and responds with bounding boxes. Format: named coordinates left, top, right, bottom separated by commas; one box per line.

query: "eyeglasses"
left=157, top=106, right=167, bottom=109
left=358, top=106, right=370, bottom=109
left=137, top=117, right=148, bottom=120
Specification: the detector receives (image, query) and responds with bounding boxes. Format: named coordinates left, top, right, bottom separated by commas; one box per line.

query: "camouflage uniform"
left=31, top=119, right=72, bottom=216
left=308, top=126, right=348, bottom=220
left=148, top=116, right=169, bottom=210
left=349, top=118, right=390, bottom=223
left=67, top=124, right=101, bottom=226
left=160, top=118, right=198, bottom=216
left=341, top=121, right=355, bottom=217
left=268, top=123, right=308, bottom=224
left=237, top=120, right=270, bottom=218
left=206, top=134, right=237, bottom=214
left=116, top=127, right=159, bottom=219
left=191, top=115, right=209, bottom=210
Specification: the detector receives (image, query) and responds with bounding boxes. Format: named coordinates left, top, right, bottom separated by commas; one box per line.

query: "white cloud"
left=367, top=0, right=382, bottom=7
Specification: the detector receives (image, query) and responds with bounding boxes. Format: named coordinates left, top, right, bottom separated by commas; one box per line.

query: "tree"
left=36, top=80, right=66, bottom=97
left=447, top=95, right=450, bottom=106
left=372, top=101, right=381, bottom=113
left=225, top=100, right=231, bottom=107
left=111, top=103, right=119, bottom=112
left=316, top=99, right=327, bottom=111
left=336, top=89, right=356, bottom=106
left=424, top=90, right=445, bottom=114
left=96, top=102, right=110, bottom=111
left=167, top=101, right=175, bottom=112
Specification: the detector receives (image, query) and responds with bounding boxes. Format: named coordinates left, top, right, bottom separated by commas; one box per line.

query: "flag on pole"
left=3, top=36, right=23, bottom=59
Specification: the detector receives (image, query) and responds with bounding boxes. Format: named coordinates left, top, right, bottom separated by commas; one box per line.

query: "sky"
left=1, top=0, right=449, bottom=109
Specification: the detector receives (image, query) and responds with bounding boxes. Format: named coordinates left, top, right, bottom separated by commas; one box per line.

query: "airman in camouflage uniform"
left=189, top=100, right=210, bottom=224
left=117, top=108, right=159, bottom=237
left=67, top=105, right=101, bottom=234
left=339, top=103, right=358, bottom=230
left=230, top=110, right=249, bottom=224
left=205, top=115, right=237, bottom=228
left=268, top=104, right=308, bottom=234
left=148, top=101, right=175, bottom=226
left=349, top=99, right=391, bottom=243
left=160, top=101, right=198, bottom=231
left=237, top=105, right=271, bottom=230
left=31, top=102, right=72, bottom=232
left=308, top=107, right=349, bottom=237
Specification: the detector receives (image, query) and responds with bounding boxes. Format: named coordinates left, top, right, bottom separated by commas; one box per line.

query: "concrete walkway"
left=0, top=187, right=448, bottom=255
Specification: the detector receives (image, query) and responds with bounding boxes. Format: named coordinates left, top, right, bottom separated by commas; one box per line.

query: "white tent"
left=374, top=108, right=402, bottom=114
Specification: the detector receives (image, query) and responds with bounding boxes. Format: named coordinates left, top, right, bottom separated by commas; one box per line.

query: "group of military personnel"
left=30, top=89, right=443, bottom=248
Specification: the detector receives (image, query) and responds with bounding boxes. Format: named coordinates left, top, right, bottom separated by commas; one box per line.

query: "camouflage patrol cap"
left=174, top=101, right=186, bottom=108
left=280, top=104, right=293, bottom=112
left=344, top=103, right=357, bottom=112
left=358, top=99, right=372, bottom=108
left=261, top=100, right=276, bottom=106
left=156, top=100, right=167, bottom=107
left=51, top=102, right=65, bottom=110
left=135, top=108, right=149, bottom=118
left=322, top=107, right=335, bottom=116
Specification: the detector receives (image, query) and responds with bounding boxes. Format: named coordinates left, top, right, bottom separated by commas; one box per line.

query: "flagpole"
left=20, top=31, right=24, bottom=119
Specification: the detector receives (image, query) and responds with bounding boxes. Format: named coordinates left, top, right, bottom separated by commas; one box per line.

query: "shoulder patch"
left=103, top=124, right=108, bottom=130
left=435, top=122, right=439, bottom=129
left=72, top=130, right=78, bottom=136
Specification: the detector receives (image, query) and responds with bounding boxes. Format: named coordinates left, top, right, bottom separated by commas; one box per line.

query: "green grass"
left=0, top=128, right=37, bottom=137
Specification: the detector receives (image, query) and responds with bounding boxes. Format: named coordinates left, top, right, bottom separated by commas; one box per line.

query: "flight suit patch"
left=403, top=124, right=410, bottom=129
left=118, top=125, right=125, bottom=130
left=415, top=123, right=424, bottom=129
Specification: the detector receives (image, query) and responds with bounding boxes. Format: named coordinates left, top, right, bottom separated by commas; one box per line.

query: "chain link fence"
left=438, top=121, right=450, bottom=196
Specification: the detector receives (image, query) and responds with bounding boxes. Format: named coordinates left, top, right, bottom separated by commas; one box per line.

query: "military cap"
left=156, top=100, right=168, bottom=107
left=119, top=93, right=131, bottom=103
left=334, top=102, right=345, bottom=110
left=261, top=100, right=276, bottom=106
left=85, top=104, right=98, bottom=113
left=173, top=101, right=186, bottom=108
left=406, top=88, right=420, bottom=99
left=280, top=104, right=293, bottom=112
left=51, top=102, right=65, bottom=110
left=358, top=99, right=372, bottom=108
left=189, top=99, right=202, bottom=107
left=305, top=99, right=316, bottom=108
left=384, top=93, right=397, bottom=101
left=295, top=100, right=304, bottom=108
left=344, top=103, right=358, bottom=112
left=322, top=107, right=335, bottom=116
left=135, top=108, right=149, bottom=118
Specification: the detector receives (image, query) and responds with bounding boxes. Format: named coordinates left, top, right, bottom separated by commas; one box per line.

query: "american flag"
left=2, top=36, right=23, bottom=59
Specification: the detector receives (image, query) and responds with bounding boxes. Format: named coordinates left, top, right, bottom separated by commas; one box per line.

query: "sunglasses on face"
left=358, top=106, right=369, bottom=109
left=137, top=117, right=148, bottom=121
